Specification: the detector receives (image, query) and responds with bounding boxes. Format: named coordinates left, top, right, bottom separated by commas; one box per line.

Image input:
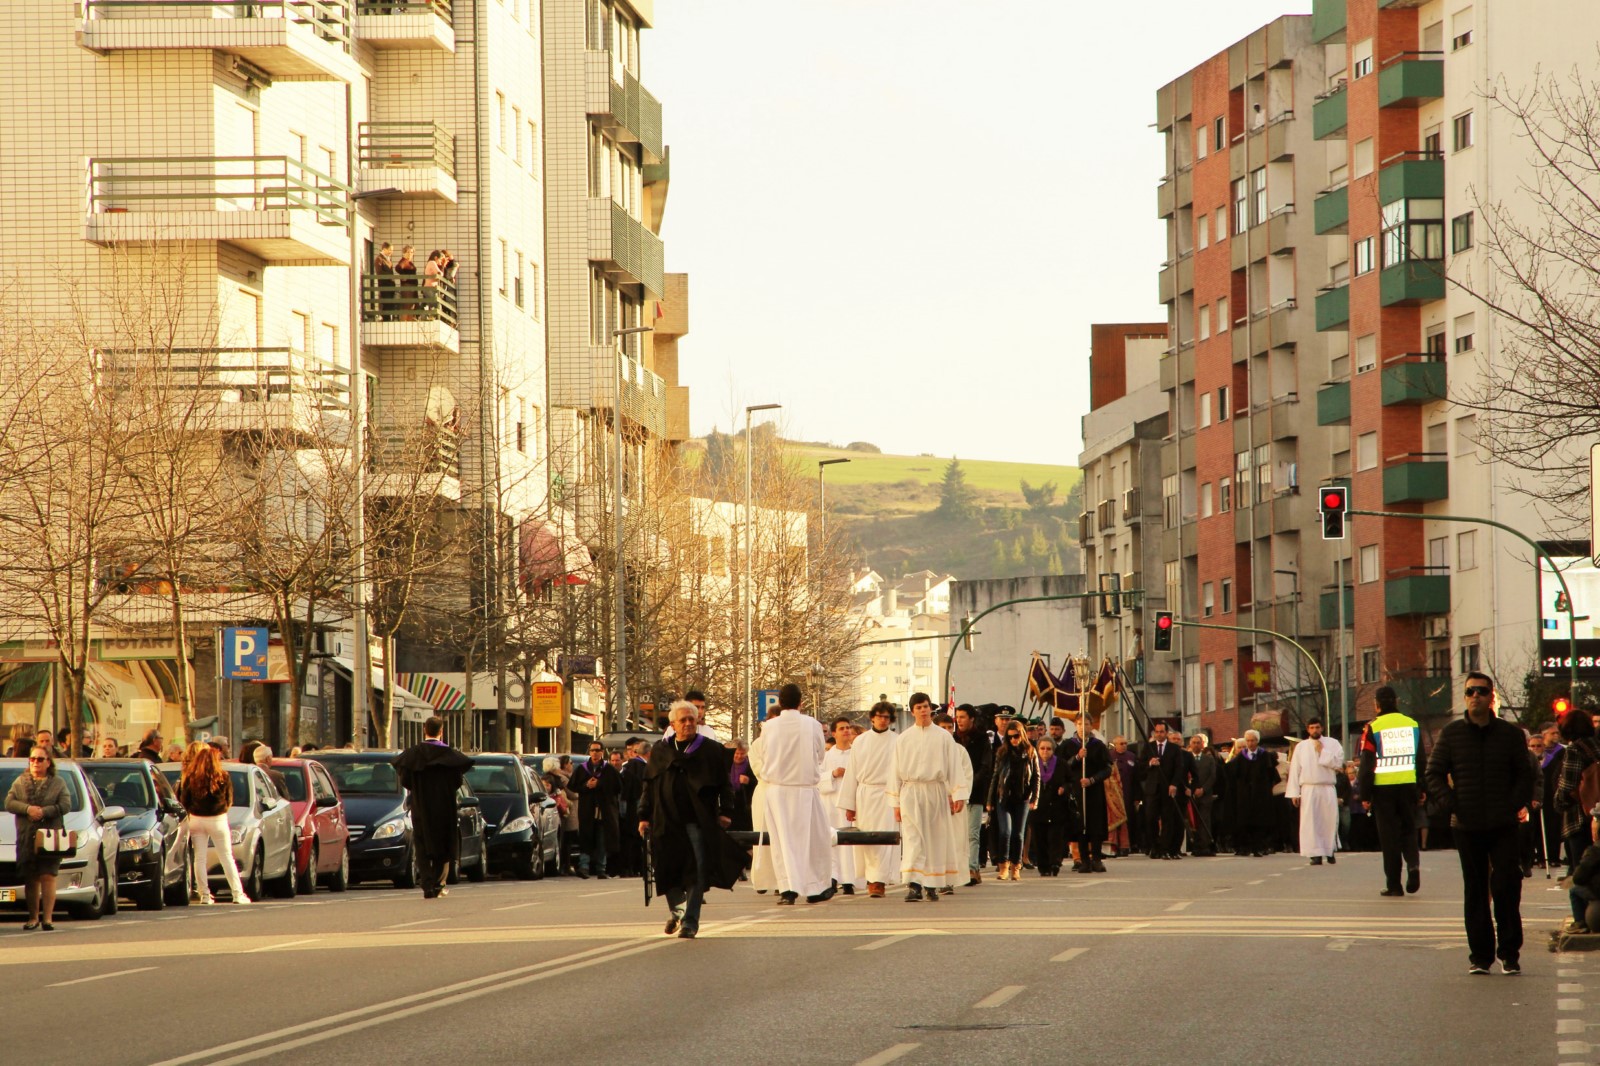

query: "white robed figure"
left=940, top=718, right=973, bottom=883
left=1286, top=719, right=1345, bottom=862
left=837, top=704, right=900, bottom=892
left=888, top=696, right=969, bottom=896
left=747, top=689, right=835, bottom=900
left=819, top=718, right=863, bottom=892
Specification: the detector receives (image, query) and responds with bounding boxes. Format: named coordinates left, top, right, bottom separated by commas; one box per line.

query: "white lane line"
left=384, top=918, right=447, bottom=930
left=493, top=901, right=544, bottom=911
left=1559, top=983, right=1585, bottom=993
left=1166, top=901, right=1193, bottom=912
left=855, top=1044, right=920, bottom=1066
left=1556, top=1019, right=1585, bottom=1035
left=857, top=933, right=918, bottom=952
left=47, top=966, right=156, bottom=988
left=1247, top=880, right=1265, bottom=886
left=973, top=985, right=1025, bottom=1010
left=1050, top=948, right=1088, bottom=963
left=579, top=889, right=627, bottom=898
left=1557, top=999, right=1584, bottom=1011
left=242, top=939, right=322, bottom=954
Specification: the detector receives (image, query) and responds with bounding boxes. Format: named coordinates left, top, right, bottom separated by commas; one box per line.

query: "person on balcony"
left=423, top=250, right=444, bottom=319
left=374, top=241, right=396, bottom=321
left=396, top=245, right=418, bottom=319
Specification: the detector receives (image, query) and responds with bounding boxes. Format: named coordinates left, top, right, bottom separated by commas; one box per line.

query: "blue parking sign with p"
left=756, top=689, right=779, bottom=723
left=222, top=627, right=269, bottom=680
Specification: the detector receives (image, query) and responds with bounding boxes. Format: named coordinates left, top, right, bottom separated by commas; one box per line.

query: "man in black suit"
left=616, top=739, right=648, bottom=877
left=571, top=742, right=622, bottom=878
left=1137, top=722, right=1190, bottom=859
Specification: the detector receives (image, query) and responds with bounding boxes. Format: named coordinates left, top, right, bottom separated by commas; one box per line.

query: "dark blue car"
left=467, top=755, right=544, bottom=880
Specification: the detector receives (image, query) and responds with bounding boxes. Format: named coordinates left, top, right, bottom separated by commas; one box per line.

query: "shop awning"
left=329, top=658, right=433, bottom=723
left=396, top=672, right=469, bottom=712
left=518, top=516, right=594, bottom=595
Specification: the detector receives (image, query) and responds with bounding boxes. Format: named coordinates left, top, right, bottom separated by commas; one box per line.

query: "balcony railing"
left=361, top=274, right=458, bottom=328
left=585, top=51, right=665, bottom=161
left=589, top=197, right=665, bottom=296
left=359, top=121, right=455, bottom=175
left=88, top=155, right=351, bottom=228
left=95, top=346, right=351, bottom=413
left=1122, top=487, right=1142, bottom=522
left=81, top=0, right=353, bottom=52
left=369, top=424, right=461, bottom=479
left=355, top=0, right=451, bottom=22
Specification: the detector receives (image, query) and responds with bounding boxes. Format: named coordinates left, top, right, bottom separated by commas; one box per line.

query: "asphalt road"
left=2, top=851, right=1589, bottom=1065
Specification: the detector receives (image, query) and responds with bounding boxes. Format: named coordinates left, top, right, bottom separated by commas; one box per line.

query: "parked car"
left=0, top=759, right=126, bottom=920
left=307, top=752, right=487, bottom=888
left=159, top=762, right=297, bottom=901
left=82, top=759, right=192, bottom=910
left=271, top=758, right=351, bottom=894
left=517, top=756, right=565, bottom=874
left=468, top=754, right=545, bottom=880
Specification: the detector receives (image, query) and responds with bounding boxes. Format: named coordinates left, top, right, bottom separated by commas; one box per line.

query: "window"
left=1426, top=327, right=1447, bottom=355
left=1233, top=178, right=1248, bottom=235
left=515, top=396, right=527, bottom=453
left=1222, top=659, right=1235, bottom=709
left=1356, top=431, right=1378, bottom=471
left=496, top=91, right=507, bottom=149
left=1459, top=638, right=1480, bottom=674
left=1215, top=116, right=1226, bottom=150
left=1253, top=444, right=1271, bottom=501
left=1352, top=38, right=1374, bottom=80
left=528, top=120, right=540, bottom=177
left=1204, top=662, right=1216, bottom=713
left=1454, top=312, right=1475, bottom=353
left=1361, top=648, right=1381, bottom=684
left=1355, top=334, right=1377, bottom=374
left=1453, top=111, right=1474, bottom=151
left=1221, top=579, right=1233, bottom=614
left=1163, top=474, right=1180, bottom=528
left=1198, top=213, right=1209, bottom=250
left=1359, top=544, right=1380, bottom=583
left=1455, top=415, right=1479, bottom=457
left=1201, top=482, right=1213, bottom=518
left=1458, top=530, right=1477, bottom=571
left=1251, top=167, right=1267, bottom=227
left=1352, top=137, right=1374, bottom=179
left=1219, top=477, right=1232, bottom=513
left=1381, top=199, right=1445, bottom=266
left=1197, top=123, right=1208, bottom=160
left=1452, top=6, right=1474, bottom=50
left=1236, top=449, right=1251, bottom=496
left=1423, top=128, right=1442, bottom=157
left=1215, top=208, right=1227, bottom=242
left=1452, top=212, right=1474, bottom=253
left=1218, top=385, right=1230, bottom=421
left=498, top=239, right=508, bottom=295
left=1354, top=237, right=1375, bottom=276
left=514, top=251, right=525, bottom=308
left=529, top=263, right=541, bottom=322
left=513, top=105, right=523, bottom=163
left=1199, top=305, right=1211, bottom=341
left=1428, top=536, right=1448, bottom=571
left=1217, top=297, right=1229, bottom=332
left=1203, top=583, right=1215, bottom=617
left=1199, top=391, right=1212, bottom=428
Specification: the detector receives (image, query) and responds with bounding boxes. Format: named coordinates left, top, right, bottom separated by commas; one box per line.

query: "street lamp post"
left=744, top=402, right=782, bottom=740
left=610, top=325, right=654, bottom=732
left=817, top=458, right=851, bottom=543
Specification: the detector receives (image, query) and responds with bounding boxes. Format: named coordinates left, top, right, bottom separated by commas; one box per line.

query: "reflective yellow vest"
left=1369, top=711, right=1420, bottom=786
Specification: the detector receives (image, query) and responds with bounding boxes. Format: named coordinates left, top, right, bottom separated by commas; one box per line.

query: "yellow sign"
left=531, top=681, right=564, bottom=728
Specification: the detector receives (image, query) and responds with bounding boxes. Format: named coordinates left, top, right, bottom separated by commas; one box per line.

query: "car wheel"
left=165, top=857, right=192, bottom=907
left=326, top=845, right=349, bottom=893
left=100, top=857, right=119, bottom=917
left=244, top=845, right=266, bottom=902
left=136, top=866, right=166, bottom=912
left=297, top=842, right=318, bottom=896
left=394, top=847, right=418, bottom=890
left=526, top=833, right=545, bottom=881
left=466, top=834, right=488, bottom=883
left=268, top=846, right=298, bottom=899
left=446, top=856, right=461, bottom=885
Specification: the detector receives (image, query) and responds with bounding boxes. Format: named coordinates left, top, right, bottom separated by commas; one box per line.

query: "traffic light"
left=1153, top=611, right=1174, bottom=652
left=961, top=615, right=975, bottom=652
left=1554, top=695, right=1573, bottom=718
left=1319, top=485, right=1349, bottom=540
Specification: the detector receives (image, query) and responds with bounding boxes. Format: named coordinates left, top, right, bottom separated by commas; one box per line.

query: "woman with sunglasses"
left=986, top=722, right=1040, bottom=880
left=5, top=747, right=70, bottom=929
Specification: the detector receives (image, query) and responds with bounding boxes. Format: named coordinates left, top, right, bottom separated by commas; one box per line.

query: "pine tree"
left=1029, top=525, right=1051, bottom=561
left=1010, top=538, right=1026, bottom=566
left=936, top=456, right=977, bottom=520
left=993, top=539, right=1009, bottom=572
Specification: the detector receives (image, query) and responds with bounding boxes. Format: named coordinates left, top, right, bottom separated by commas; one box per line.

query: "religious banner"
left=1241, top=659, right=1273, bottom=696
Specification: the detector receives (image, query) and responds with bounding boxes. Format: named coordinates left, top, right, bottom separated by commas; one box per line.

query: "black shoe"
left=805, top=887, right=836, bottom=904
left=576, top=869, right=589, bottom=880
left=1469, top=963, right=1491, bottom=975
left=21, top=922, right=39, bottom=932
left=1380, top=888, right=1404, bottom=897
left=927, top=887, right=941, bottom=901
left=1071, top=862, right=1087, bottom=874
left=664, top=915, right=681, bottom=936
left=904, top=885, right=924, bottom=902
left=1327, top=854, right=1337, bottom=865
left=1501, top=960, right=1520, bottom=976
left=1091, top=861, right=1107, bottom=873
left=40, top=923, right=53, bottom=932
left=777, top=891, right=798, bottom=906
left=1406, top=868, right=1421, bottom=894
left=841, top=884, right=855, bottom=896
left=677, top=925, right=698, bottom=940
left=938, top=886, right=953, bottom=895
left=1310, top=857, right=1323, bottom=866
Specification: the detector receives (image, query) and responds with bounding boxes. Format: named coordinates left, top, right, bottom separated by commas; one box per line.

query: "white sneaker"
left=198, top=897, right=215, bottom=906
left=233, top=896, right=252, bottom=905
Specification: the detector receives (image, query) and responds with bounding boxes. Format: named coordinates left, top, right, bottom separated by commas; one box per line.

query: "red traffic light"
left=1554, top=696, right=1573, bottom=715
left=1156, top=615, right=1173, bottom=630
left=1323, top=491, right=1343, bottom=509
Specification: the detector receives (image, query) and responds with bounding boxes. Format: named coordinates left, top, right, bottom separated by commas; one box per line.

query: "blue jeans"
left=994, top=799, right=1030, bottom=865
left=665, top=824, right=707, bottom=930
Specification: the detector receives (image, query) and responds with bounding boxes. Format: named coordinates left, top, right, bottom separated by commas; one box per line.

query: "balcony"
left=354, top=0, right=453, bottom=51
left=1122, top=487, right=1142, bottom=523
left=1378, top=58, right=1444, bottom=108
left=86, top=156, right=351, bottom=265
left=368, top=424, right=461, bottom=500
left=1382, top=459, right=1448, bottom=504
left=587, top=198, right=664, bottom=297
left=1379, top=260, right=1446, bottom=306
left=1313, top=88, right=1348, bottom=140
left=1316, top=381, right=1350, bottom=426
left=1311, top=0, right=1346, bottom=43
left=1079, top=511, right=1094, bottom=542
left=1096, top=499, right=1117, bottom=534
left=589, top=348, right=666, bottom=437
left=1378, top=157, right=1444, bottom=204
left=585, top=51, right=664, bottom=163
left=360, top=275, right=459, bottom=352
left=357, top=122, right=456, bottom=202
left=1319, top=586, right=1354, bottom=630
left=96, top=346, right=350, bottom=434
left=1381, top=357, right=1447, bottom=405
left=79, top=0, right=358, bottom=81
left=1385, top=573, right=1451, bottom=617
left=1315, top=284, right=1349, bottom=331
left=1313, top=185, right=1348, bottom=235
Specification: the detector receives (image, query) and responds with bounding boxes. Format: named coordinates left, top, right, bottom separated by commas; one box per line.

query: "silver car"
left=0, top=759, right=127, bottom=920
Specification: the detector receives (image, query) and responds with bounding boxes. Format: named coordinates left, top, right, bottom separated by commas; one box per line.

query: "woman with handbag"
left=178, top=741, right=251, bottom=905
left=5, top=746, right=70, bottom=930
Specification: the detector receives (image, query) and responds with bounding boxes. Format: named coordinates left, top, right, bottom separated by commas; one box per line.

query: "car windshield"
left=84, top=766, right=156, bottom=809
left=0, top=767, right=86, bottom=811
left=228, top=770, right=252, bottom=808
left=317, top=760, right=400, bottom=795
left=276, top=767, right=309, bottom=802
left=465, top=764, right=522, bottom=795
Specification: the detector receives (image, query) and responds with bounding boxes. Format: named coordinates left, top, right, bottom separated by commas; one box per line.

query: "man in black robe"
left=1061, top=729, right=1113, bottom=872
left=572, top=740, right=621, bottom=878
left=393, top=716, right=473, bottom=899
left=616, top=739, right=647, bottom=878
left=1228, top=729, right=1279, bottom=857
left=638, top=702, right=743, bottom=939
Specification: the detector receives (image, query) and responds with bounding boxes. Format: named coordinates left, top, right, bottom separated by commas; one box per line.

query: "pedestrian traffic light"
left=961, top=615, right=975, bottom=652
left=1319, top=485, right=1349, bottom=540
left=1154, top=611, right=1174, bottom=652
left=1554, top=695, right=1572, bottom=718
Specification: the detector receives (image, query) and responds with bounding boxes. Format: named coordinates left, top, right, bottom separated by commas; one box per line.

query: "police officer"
left=1358, top=686, right=1423, bottom=897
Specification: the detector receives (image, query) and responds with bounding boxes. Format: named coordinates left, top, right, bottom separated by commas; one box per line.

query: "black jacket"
left=1573, top=842, right=1600, bottom=898
left=639, top=736, right=745, bottom=893
left=1135, top=739, right=1189, bottom=796
left=955, top=727, right=996, bottom=800
left=987, top=744, right=1040, bottom=807
left=1425, top=714, right=1534, bottom=831
left=394, top=740, right=472, bottom=860
left=571, top=758, right=622, bottom=851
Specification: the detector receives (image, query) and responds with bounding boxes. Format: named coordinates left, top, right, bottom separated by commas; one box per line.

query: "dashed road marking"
left=384, top=918, right=447, bottom=930
left=242, top=939, right=321, bottom=954
left=493, top=901, right=544, bottom=911
left=855, top=1044, right=920, bottom=1066
left=973, top=985, right=1025, bottom=1009
left=47, top=966, right=155, bottom=987
left=1166, top=901, right=1193, bottom=912
left=858, top=933, right=918, bottom=951
left=1050, top=947, right=1088, bottom=963
left=1559, top=983, right=1584, bottom=993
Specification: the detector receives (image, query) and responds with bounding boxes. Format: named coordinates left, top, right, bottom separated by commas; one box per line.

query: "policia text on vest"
left=1360, top=711, right=1423, bottom=895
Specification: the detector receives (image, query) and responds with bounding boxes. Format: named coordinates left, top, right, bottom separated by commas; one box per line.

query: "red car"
left=271, top=758, right=352, bottom=893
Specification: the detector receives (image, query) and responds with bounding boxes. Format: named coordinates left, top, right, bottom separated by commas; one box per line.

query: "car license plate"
left=0, top=889, right=16, bottom=903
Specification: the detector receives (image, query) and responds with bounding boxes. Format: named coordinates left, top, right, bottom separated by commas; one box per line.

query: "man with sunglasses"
left=1425, top=671, right=1534, bottom=976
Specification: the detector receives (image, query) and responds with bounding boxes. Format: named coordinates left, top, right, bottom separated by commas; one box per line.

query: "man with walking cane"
left=1358, top=686, right=1424, bottom=896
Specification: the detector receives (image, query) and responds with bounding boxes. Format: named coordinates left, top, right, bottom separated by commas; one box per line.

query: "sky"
left=647, top=0, right=1304, bottom=465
